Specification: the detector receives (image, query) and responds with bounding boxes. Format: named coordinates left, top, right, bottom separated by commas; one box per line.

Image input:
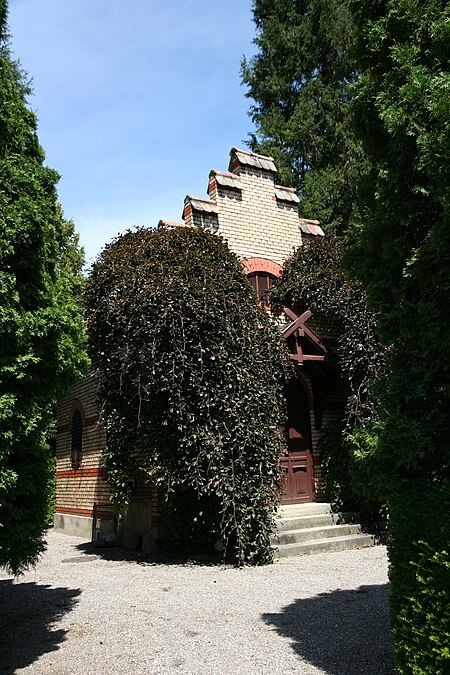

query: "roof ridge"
left=275, top=184, right=297, bottom=192
left=185, top=194, right=216, bottom=203
left=210, top=169, right=240, bottom=178
left=230, top=146, right=274, bottom=162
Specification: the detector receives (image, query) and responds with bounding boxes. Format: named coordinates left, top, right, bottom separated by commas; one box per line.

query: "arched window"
left=241, top=258, right=282, bottom=308
left=247, top=272, right=276, bottom=306
left=71, top=409, right=83, bottom=468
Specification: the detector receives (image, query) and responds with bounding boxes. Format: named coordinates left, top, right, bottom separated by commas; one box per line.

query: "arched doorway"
left=281, top=377, right=315, bottom=504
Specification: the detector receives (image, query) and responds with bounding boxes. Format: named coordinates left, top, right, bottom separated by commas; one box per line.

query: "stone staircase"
left=272, top=502, right=375, bottom=558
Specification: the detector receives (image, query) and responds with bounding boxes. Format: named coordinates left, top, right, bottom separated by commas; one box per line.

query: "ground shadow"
left=75, top=540, right=222, bottom=568
left=262, top=583, right=395, bottom=674
left=0, top=579, right=80, bottom=672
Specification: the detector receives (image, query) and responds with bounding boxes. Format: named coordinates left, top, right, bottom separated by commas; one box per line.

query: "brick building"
left=55, top=147, right=345, bottom=546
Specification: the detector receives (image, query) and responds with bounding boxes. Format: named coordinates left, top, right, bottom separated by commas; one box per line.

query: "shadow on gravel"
left=75, top=541, right=222, bottom=567
left=262, top=583, right=395, bottom=675
left=0, top=579, right=80, bottom=672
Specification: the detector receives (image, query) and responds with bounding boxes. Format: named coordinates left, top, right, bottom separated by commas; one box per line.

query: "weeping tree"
left=84, top=226, right=289, bottom=564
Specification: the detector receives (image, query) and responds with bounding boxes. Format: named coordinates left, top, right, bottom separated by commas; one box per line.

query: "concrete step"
left=277, top=502, right=332, bottom=518
left=276, top=512, right=359, bottom=532
left=274, top=532, right=375, bottom=558
left=272, top=502, right=376, bottom=558
left=273, top=523, right=363, bottom=546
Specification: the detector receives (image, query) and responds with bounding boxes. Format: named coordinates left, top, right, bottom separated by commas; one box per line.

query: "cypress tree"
left=0, top=0, right=87, bottom=574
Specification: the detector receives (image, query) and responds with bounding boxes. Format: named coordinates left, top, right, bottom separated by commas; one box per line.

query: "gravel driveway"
left=0, top=530, right=395, bottom=674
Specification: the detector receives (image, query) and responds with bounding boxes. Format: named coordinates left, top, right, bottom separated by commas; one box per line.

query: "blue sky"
left=8, top=0, right=257, bottom=267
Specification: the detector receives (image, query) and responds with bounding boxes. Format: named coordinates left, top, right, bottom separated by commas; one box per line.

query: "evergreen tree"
left=348, top=0, right=450, bottom=670
left=241, top=0, right=364, bottom=232
left=0, top=0, right=88, bottom=574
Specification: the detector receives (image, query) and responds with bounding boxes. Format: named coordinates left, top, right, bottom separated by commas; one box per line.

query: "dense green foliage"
left=0, top=1, right=87, bottom=574
left=84, top=227, right=289, bottom=564
left=349, top=0, right=450, bottom=670
left=241, top=0, right=364, bottom=232
left=397, top=540, right=450, bottom=673
left=270, top=236, right=386, bottom=510
left=389, top=485, right=450, bottom=673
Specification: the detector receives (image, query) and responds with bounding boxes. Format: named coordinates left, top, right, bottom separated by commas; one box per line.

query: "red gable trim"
left=281, top=307, right=327, bottom=364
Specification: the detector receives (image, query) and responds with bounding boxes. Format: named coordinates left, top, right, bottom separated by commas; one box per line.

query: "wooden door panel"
left=292, top=465, right=309, bottom=499
left=281, top=378, right=315, bottom=504
left=280, top=459, right=313, bottom=503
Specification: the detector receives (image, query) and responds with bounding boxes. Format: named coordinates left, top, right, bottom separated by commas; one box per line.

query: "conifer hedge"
left=349, top=1, right=450, bottom=669
left=84, top=227, right=289, bottom=564
left=0, top=2, right=87, bottom=574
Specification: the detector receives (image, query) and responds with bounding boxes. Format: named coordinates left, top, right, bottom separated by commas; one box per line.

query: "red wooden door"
left=281, top=378, right=315, bottom=504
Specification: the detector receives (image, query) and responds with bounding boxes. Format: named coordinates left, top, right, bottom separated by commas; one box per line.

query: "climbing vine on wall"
left=84, top=227, right=290, bottom=564
left=271, top=236, right=386, bottom=428
left=270, top=235, right=387, bottom=508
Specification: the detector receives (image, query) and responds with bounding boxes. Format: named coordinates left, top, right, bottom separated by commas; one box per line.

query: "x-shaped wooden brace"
left=280, top=307, right=327, bottom=363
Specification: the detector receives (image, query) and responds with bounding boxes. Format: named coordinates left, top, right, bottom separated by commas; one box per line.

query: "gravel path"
left=0, top=531, right=395, bottom=674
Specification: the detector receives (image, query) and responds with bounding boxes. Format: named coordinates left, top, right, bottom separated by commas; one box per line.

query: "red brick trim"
left=85, top=415, right=100, bottom=427
left=230, top=157, right=240, bottom=173
left=241, top=257, right=282, bottom=277
left=56, top=506, right=94, bottom=517
left=56, top=506, right=114, bottom=519
left=57, top=414, right=100, bottom=434
left=56, top=467, right=107, bottom=479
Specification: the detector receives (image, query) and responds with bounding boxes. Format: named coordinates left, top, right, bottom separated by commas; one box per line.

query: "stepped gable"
left=159, top=146, right=323, bottom=266
left=275, top=185, right=300, bottom=203
left=182, top=195, right=219, bottom=229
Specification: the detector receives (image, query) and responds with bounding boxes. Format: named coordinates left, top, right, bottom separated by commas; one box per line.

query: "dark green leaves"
left=349, top=1, right=450, bottom=670
left=242, top=0, right=364, bottom=232
left=0, top=4, right=87, bottom=574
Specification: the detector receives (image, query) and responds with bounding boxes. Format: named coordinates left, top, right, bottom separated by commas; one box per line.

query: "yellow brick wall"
left=56, top=371, right=111, bottom=516
left=210, top=167, right=302, bottom=266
